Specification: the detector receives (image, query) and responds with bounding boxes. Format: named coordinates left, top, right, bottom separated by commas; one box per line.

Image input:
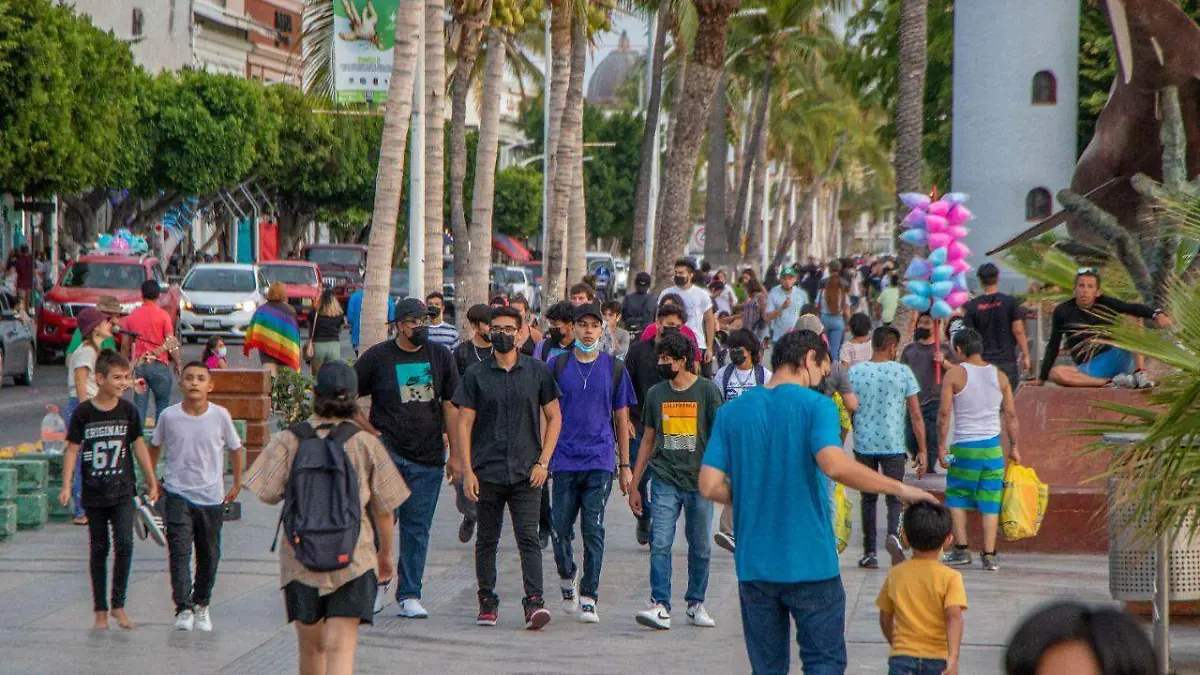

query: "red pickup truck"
left=37, top=254, right=180, bottom=363
left=304, top=243, right=367, bottom=305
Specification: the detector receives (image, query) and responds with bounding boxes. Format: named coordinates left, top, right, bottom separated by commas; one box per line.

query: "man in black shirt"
left=621, top=272, right=657, bottom=338
left=1035, top=270, right=1172, bottom=388
left=354, top=297, right=459, bottom=619
left=962, top=263, right=1030, bottom=391
left=624, top=303, right=686, bottom=546
left=454, top=305, right=562, bottom=630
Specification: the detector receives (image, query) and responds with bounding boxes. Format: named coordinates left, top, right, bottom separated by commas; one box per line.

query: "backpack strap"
left=755, top=364, right=766, bottom=385
left=271, top=422, right=315, bottom=554
left=539, top=338, right=553, bottom=363
left=716, top=364, right=733, bottom=393
left=552, top=351, right=569, bottom=381
left=329, top=420, right=362, bottom=446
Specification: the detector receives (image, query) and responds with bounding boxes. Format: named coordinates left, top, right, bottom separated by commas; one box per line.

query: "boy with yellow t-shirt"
left=877, top=502, right=967, bottom=675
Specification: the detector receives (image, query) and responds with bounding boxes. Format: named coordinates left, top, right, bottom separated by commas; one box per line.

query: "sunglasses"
left=1076, top=267, right=1099, bottom=276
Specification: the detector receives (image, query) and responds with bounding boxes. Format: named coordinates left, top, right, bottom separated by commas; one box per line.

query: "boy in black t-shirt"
left=60, top=349, right=159, bottom=630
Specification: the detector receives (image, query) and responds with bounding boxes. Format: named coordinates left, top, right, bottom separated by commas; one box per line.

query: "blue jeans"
left=392, top=455, right=443, bottom=601
left=888, top=656, right=948, bottom=675
left=134, top=361, right=173, bottom=426
left=739, top=578, right=847, bottom=675
left=821, top=313, right=845, bottom=360
left=66, top=397, right=83, bottom=518
left=649, top=478, right=712, bottom=611
left=630, top=431, right=651, bottom=531
left=551, top=470, right=613, bottom=600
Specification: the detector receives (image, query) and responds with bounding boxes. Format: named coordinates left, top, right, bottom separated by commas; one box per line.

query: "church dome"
left=586, top=32, right=640, bottom=107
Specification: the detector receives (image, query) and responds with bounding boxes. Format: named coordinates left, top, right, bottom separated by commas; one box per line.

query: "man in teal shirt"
left=65, top=295, right=121, bottom=358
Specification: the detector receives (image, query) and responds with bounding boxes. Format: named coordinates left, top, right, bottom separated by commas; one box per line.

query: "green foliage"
left=272, top=368, right=314, bottom=427
left=493, top=167, right=542, bottom=238
left=1002, top=234, right=1139, bottom=304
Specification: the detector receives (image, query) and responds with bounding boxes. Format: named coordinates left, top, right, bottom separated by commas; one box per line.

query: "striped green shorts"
left=945, top=436, right=1004, bottom=515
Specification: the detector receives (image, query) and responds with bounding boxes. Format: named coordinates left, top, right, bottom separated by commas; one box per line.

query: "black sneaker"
left=981, top=553, right=1000, bottom=571
left=858, top=554, right=879, bottom=569
left=523, top=596, right=551, bottom=630
left=476, top=595, right=499, bottom=626
left=458, top=517, right=475, bottom=544
left=635, top=518, right=651, bottom=546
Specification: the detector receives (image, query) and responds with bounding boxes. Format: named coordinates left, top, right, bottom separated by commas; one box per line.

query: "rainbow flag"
left=243, top=303, right=301, bottom=370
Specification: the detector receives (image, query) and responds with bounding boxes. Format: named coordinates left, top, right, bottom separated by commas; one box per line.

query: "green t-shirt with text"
left=642, top=377, right=723, bottom=492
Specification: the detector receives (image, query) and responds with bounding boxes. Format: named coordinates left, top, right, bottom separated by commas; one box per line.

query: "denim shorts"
left=1077, top=347, right=1134, bottom=379
left=888, top=655, right=948, bottom=675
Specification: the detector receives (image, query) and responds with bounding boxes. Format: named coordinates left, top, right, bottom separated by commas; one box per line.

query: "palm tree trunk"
left=770, top=174, right=790, bottom=260
left=730, top=65, right=772, bottom=252
left=361, top=0, right=423, bottom=349
left=651, top=52, right=688, bottom=264
left=424, top=0, right=447, bottom=294
left=468, top=27, right=508, bottom=311
left=704, top=69, right=729, bottom=267
left=893, top=0, right=928, bottom=331
left=769, top=138, right=845, bottom=279
left=743, top=114, right=768, bottom=268
left=651, top=0, right=740, bottom=289
left=545, top=19, right=582, bottom=303
left=544, top=2, right=573, bottom=286
left=566, top=20, right=588, bottom=288
left=448, top=1, right=490, bottom=332
left=630, top=6, right=670, bottom=275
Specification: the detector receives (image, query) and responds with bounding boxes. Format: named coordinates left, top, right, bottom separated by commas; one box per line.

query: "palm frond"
left=302, top=0, right=337, bottom=100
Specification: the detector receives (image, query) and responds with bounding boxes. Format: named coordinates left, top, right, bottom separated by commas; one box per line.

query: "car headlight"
left=182, top=301, right=195, bottom=311
left=302, top=298, right=313, bottom=306
left=42, top=301, right=62, bottom=315
left=238, top=300, right=257, bottom=312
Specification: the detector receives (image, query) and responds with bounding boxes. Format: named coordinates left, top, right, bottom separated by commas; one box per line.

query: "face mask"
left=548, top=327, right=565, bottom=345
left=409, top=325, right=429, bottom=346
left=490, top=332, right=516, bottom=353
left=729, top=348, right=747, bottom=367
left=575, top=339, right=600, bottom=354
left=660, top=326, right=681, bottom=339
left=476, top=325, right=492, bottom=342
left=674, top=275, right=688, bottom=287
left=656, top=362, right=678, bottom=380
left=914, top=327, right=932, bottom=341
left=217, top=346, right=227, bottom=357
left=429, top=306, right=442, bottom=319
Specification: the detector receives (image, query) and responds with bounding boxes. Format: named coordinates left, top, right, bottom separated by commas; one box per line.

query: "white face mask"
left=217, top=346, right=227, bottom=357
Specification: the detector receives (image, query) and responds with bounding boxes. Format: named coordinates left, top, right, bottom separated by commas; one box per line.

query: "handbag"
left=302, top=315, right=316, bottom=363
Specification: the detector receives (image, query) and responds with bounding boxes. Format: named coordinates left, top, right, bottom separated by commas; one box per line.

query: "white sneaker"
left=560, top=570, right=580, bottom=614
left=194, top=605, right=212, bottom=632
left=374, top=579, right=393, bottom=614
left=174, top=608, right=195, bottom=631
left=687, top=603, right=715, bottom=627
left=1134, top=370, right=1154, bottom=389
left=578, top=597, right=599, bottom=624
left=397, top=598, right=429, bottom=619
left=1111, top=372, right=1138, bottom=389
left=635, top=603, right=671, bottom=630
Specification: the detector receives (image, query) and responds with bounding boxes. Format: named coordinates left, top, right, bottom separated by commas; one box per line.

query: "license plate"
left=203, top=319, right=221, bottom=330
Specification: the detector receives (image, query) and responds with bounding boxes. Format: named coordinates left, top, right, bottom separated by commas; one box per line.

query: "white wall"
left=68, top=0, right=192, bottom=72
left=951, top=0, right=1080, bottom=290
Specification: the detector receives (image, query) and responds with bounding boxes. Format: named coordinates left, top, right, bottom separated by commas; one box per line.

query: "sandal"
left=72, top=516, right=88, bottom=526
left=858, top=554, right=879, bottom=569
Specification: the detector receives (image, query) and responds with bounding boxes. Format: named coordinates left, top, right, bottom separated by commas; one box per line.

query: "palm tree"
left=361, top=0, right=424, bottom=348
left=545, top=18, right=586, bottom=302
left=651, top=0, right=742, bottom=289
left=630, top=3, right=672, bottom=274
left=542, top=2, right=575, bottom=302
left=425, top=0, right=448, bottom=294
left=566, top=18, right=589, bottom=288
left=468, top=26, right=509, bottom=306
left=891, top=0, right=927, bottom=331
left=703, top=67, right=729, bottom=266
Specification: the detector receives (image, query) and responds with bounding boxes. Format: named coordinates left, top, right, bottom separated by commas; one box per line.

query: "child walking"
left=59, top=349, right=160, bottom=630
left=877, top=502, right=967, bottom=675
left=149, top=361, right=245, bottom=632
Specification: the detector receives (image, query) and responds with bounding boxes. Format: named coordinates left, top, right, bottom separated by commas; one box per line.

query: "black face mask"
left=674, top=275, right=688, bottom=287
left=429, top=306, right=442, bottom=319
left=660, top=326, right=681, bottom=339
left=490, top=332, right=516, bottom=353
left=548, top=327, right=565, bottom=345
left=914, top=327, right=932, bottom=341
left=656, top=363, right=678, bottom=381
left=729, top=348, right=747, bottom=367
left=477, top=325, right=492, bottom=343
left=409, top=326, right=429, bottom=346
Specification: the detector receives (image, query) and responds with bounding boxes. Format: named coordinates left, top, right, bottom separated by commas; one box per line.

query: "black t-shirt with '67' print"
left=67, top=398, right=144, bottom=508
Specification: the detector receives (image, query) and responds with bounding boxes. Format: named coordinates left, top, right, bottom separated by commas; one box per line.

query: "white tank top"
left=953, top=363, right=1003, bottom=443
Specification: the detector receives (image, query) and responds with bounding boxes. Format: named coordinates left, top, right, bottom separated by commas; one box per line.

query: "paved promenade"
left=2, top=475, right=1198, bottom=674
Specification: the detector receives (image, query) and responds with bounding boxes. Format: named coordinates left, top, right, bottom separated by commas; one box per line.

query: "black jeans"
left=854, top=453, right=906, bottom=555
left=165, top=492, right=224, bottom=614
left=905, top=401, right=939, bottom=473
left=86, top=501, right=135, bottom=612
left=476, top=480, right=544, bottom=603
left=996, top=360, right=1020, bottom=392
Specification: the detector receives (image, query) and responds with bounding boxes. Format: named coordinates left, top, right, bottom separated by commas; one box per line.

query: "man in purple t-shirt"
left=547, top=303, right=636, bottom=624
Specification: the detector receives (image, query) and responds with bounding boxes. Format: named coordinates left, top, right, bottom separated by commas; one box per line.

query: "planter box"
left=210, top=369, right=272, bottom=395
left=0, top=502, right=16, bottom=539
left=15, top=491, right=48, bottom=530
left=0, top=459, right=48, bottom=492
left=0, top=468, right=16, bottom=501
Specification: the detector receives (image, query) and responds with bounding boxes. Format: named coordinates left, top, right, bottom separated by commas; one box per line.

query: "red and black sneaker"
left=523, top=596, right=551, bottom=631
left=477, top=595, right=499, bottom=626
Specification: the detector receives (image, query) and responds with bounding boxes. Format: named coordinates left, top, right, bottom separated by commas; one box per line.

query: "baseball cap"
left=314, top=361, right=357, bottom=401
left=76, top=307, right=109, bottom=338
left=780, top=266, right=798, bottom=277
left=635, top=271, right=651, bottom=287
left=392, top=297, right=436, bottom=321
left=573, top=302, right=603, bottom=323
left=798, top=314, right=824, bottom=334
left=95, top=295, right=124, bottom=316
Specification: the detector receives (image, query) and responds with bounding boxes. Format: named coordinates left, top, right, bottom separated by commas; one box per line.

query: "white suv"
left=178, top=263, right=268, bottom=342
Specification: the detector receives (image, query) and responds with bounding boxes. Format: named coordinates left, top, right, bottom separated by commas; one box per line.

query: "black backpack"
left=271, top=421, right=362, bottom=572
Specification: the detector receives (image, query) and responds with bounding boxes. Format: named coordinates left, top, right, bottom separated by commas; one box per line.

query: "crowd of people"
left=51, top=251, right=1172, bottom=675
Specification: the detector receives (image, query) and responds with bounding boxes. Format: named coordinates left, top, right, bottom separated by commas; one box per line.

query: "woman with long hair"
left=244, top=281, right=300, bottom=378
left=819, top=264, right=851, bottom=357
left=308, top=289, right=346, bottom=376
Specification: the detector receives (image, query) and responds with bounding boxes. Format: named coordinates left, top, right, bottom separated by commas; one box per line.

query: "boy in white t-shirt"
left=149, top=361, right=244, bottom=632
left=658, top=258, right=715, bottom=365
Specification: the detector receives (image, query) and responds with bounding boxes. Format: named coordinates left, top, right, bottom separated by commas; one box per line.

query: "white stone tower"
left=951, top=0, right=1081, bottom=290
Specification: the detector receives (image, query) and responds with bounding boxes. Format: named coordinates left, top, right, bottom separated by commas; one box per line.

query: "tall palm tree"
left=542, top=2, right=575, bottom=302
left=891, top=0, right=927, bottom=329
left=545, top=18, right=586, bottom=302
left=703, top=67, right=729, bottom=266
left=566, top=18, right=589, bottom=288
left=425, top=0, right=448, bottom=294
left=742, top=107, right=768, bottom=265
left=468, top=26, right=508, bottom=307
left=361, top=0, right=424, bottom=348
left=630, top=4, right=672, bottom=274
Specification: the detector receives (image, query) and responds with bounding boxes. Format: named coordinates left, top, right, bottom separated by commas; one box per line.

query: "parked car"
left=304, top=243, right=367, bottom=306
left=504, top=266, right=536, bottom=306
left=260, top=261, right=322, bottom=325
left=178, top=263, right=268, bottom=343
left=586, top=252, right=617, bottom=298
left=37, top=253, right=180, bottom=363
left=613, top=258, right=630, bottom=297
left=0, top=291, right=34, bottom=386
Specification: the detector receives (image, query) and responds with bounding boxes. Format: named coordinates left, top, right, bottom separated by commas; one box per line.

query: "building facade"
left=245, top=0, right=303, bottom=84
left=951, top=0, right=1080, bottom=290
left=66, top=0, right=192, bottom=72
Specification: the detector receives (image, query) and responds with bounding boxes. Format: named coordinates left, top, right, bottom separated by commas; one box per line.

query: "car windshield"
left=506, top=269, right=526, bottom=283
left=390, top=269, right=409, bottom=293
left=183, top=268, right=256, bottom=293
left=305, top=248, right=364, bottom=267
left=262, top=265, right=317, bottom=285
left=60, top=263, right=145, bottom=290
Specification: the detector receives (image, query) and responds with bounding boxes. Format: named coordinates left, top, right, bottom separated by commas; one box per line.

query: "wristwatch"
left=618, top=463, right=631, bottom=469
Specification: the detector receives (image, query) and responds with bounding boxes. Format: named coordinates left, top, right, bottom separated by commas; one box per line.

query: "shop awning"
left=492, top=233, right=532, bottom=262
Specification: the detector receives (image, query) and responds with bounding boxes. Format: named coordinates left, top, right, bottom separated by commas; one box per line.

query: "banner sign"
left=334, top=0, right=399, bottom=104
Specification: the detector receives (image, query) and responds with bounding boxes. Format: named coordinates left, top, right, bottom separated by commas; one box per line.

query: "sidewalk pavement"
left=2, top=476, right=1199, bottom=674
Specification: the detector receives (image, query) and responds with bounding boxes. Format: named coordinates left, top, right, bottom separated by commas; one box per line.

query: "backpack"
left=270, top=421, right=362, bottom=572
left=717, top=363, right=765, bottom=400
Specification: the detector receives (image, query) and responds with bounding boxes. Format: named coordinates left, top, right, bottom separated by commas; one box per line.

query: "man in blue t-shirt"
left=546, top=303, right=636, bottom=624
left=700, top=329, right=934, bottom=675
left=346, top=287, right=395, bottom=355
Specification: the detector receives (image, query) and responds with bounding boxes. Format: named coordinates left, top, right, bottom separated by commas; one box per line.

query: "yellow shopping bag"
left=1000, top=464, right=1049, bottom=541
left=833, top=393, right=852, bottom=432
left=833, top=483, right=853, bottom=554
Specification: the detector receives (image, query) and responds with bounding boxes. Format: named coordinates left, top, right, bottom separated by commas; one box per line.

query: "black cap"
left=466, top=303, right=492, bottom=325
left=392, top=297, right=436, bottom=321
left=573, top=302, right=603, bottom=323
left=977, top=263, right=1000, bottom=281
left=141, top=279, right=160, bottom=300
left=314, top=361, right=357, bottom=401
left=635, top=271, right=651, bottom=287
